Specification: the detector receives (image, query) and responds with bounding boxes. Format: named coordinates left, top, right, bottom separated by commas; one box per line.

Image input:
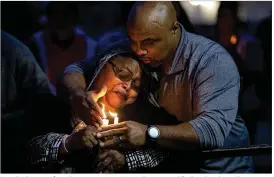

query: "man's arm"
left=156, top=53, right=240, bottom=150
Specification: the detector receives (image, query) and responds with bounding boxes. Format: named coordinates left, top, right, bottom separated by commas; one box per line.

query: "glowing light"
left=109, top=111, right=118, bottom=117
left=230, top=35, right=237, bottom=45
left=101, top=103, right=107, bottom=119
left=100, top=103, right=109, bottom=126
left=189, top=1, right=216, bottom=9
left=109, top=111, right=119, bottom=124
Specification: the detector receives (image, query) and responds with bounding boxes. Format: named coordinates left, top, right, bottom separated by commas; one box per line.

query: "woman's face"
left=95, top=55, right=142, bottom=111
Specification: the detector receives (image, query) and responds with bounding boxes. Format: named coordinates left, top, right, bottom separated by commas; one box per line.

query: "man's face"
left=127, top=21, right=174, bottom=67
left=95, top=56, right=141, bottom=110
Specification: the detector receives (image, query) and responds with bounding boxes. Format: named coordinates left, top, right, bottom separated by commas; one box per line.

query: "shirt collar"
left=167, top=23, right=188, bottom=75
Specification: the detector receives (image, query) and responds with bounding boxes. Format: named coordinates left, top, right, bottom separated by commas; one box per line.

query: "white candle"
left=114, top=116, right=119, bottom=124
left=102, top=118, right=109, bottom=126
left=109, top=111, right=119, bottom=124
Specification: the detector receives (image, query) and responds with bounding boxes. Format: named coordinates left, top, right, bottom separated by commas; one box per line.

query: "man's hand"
left=96, top=150, right=125, bottom=173
left=64, top=126, right=99, bottom=152
left=69, top=85, right=107, bottom=127
left=97, top=121, right=147, bottom=148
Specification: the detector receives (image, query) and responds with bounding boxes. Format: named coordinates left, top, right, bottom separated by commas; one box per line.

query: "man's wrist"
left=145, top=125, right=160, bottom=147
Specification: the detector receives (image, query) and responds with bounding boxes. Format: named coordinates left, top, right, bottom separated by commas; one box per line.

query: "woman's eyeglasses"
left=108, top=60, right=141, bottom=91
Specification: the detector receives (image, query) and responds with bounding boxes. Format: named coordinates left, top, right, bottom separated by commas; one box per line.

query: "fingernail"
left=100, top=142, right=104, bottom=147
left=97, top=133, right=101, bottom=138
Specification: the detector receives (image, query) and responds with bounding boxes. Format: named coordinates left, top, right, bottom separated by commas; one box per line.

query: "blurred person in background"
left=244, top=17, right=272, bottom=144
left=214, top=2, right=247, bottom=84
left=1, top=31, right=53, bottom=173
left=214, top=2, right=263, bottom=129
left=27, top=2, right=97, bottom=94
left=1, top=2, right=44, bottom=42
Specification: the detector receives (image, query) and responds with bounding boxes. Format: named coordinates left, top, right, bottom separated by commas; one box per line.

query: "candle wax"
left=114, top=116, right=119, bottom=124
left=102, top=118, right=109, bottom=126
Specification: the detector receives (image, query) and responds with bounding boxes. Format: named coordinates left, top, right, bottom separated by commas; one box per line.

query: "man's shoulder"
left=185, top=32, right=231, bottom=64
left=187, top=32, right=228, bottom=54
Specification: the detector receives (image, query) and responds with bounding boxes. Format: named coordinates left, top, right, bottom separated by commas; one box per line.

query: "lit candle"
left=114, top=116, right=119, bottom=124
left=109, top=111, right=119, bottom=124
left=102, top=118, right=109, bottom=126
left=101, top=103, right=109, bottom=126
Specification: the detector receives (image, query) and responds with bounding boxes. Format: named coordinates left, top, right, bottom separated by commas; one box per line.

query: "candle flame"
left=100, top=103, right=107, bottom=118
left=109, top=111, right=118, bottom=117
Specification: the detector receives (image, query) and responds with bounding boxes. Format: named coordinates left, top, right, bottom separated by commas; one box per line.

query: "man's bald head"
left=128, top=2, right=177, bottom=30
left=126, top=1, right=182, bottom=69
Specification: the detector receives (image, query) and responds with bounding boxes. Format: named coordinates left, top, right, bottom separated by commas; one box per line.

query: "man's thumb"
left=93, top=85, right=107, bottom=102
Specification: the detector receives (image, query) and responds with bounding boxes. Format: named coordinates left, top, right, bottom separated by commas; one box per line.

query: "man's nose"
left=133, top=43, right=147, bottom=56
left=136, top=48, right=147, bottom=56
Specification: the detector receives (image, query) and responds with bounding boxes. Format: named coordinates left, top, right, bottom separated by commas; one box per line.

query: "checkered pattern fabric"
left=26, top=133, right=66, bottom=169
left=125, top=148, right=169, bottom=171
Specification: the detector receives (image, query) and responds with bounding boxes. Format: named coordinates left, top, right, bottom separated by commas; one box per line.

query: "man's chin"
left=143, top=61, right=161, bottom=68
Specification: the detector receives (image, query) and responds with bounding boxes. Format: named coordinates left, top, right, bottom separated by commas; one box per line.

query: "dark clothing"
left=1, top=31, right=51, bottom=172
left=1, top=31, right=75, bottom=173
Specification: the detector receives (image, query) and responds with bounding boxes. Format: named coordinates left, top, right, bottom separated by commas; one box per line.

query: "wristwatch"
left=146, top=125, right=160, bottom=146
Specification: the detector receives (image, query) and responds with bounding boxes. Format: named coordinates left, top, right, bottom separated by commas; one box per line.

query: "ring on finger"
left=113, top=136, right=121, bottom=144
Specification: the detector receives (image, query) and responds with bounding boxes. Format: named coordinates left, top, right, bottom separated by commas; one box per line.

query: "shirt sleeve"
left=124, top=148, right=169, bottom=171
left=26, top=133, right=67, bottom=170
left=189, top=53, right=240, bottom=150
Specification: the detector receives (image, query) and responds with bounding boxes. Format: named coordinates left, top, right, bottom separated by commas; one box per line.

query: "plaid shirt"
left=125, top=149, right=168, bottom=171
left=26, top=133, right=66, bottom=171
left=27, top=123, right=168, bottom=172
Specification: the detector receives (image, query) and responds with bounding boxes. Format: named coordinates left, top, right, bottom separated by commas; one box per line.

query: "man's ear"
left=171, top=21, right=180, bottom=36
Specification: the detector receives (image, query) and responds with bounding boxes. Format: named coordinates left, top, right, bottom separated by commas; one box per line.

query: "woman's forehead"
left=111, top=56, right=141, bottom=73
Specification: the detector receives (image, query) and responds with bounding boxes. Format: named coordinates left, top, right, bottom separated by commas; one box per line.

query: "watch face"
left=148, top=127, right=160, bottom=138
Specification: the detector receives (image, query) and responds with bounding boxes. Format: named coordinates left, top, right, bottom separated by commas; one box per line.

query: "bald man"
left=58, top=2, right=253, bottom=173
